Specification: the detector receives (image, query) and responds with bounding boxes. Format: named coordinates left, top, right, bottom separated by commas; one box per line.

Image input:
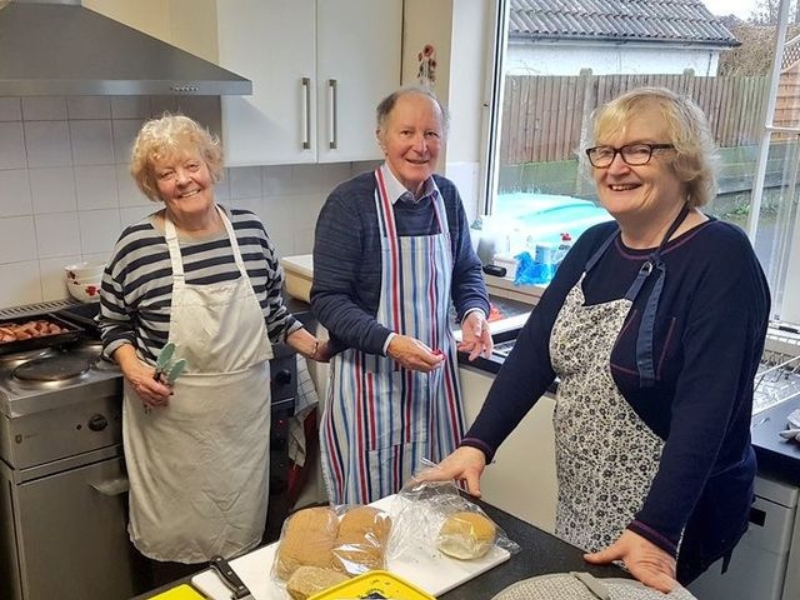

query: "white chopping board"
left=191, top=495, right=510, bottom=599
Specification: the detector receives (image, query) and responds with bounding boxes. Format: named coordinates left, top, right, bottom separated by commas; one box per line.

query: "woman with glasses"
left=418, top=87, right=770, bottom=593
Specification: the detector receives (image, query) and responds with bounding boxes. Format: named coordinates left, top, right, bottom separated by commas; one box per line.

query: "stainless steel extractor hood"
left=0, top=0, right=252, bottom=96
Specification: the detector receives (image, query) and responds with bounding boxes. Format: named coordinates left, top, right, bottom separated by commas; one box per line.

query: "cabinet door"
left=217, top=0, right=317, bottom=166
left=315, top=0, right=402, bottom=163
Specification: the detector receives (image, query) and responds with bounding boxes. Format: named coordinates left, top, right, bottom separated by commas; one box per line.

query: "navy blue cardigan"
left=462, top=217, right=770, bottom=581
left=311, top=171, right=489, bottom=355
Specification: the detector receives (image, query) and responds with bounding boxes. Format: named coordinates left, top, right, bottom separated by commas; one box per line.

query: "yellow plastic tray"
left=149, top=584, right=206, bottom=600
left=309, top=569, right=435, bottom=600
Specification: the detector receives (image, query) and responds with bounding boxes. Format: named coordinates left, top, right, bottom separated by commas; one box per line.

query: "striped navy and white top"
left=99, top=205, right=301, bottom=363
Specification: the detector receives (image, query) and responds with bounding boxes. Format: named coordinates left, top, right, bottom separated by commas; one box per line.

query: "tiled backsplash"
left=0, top=95, right=378, bottom=310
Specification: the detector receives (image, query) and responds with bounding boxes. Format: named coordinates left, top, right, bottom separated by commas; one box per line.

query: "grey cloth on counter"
left=491, top=572, right=698, bottom=600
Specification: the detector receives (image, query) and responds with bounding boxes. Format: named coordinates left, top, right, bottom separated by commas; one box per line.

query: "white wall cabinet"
left=216, top=0, right=402, bottom=167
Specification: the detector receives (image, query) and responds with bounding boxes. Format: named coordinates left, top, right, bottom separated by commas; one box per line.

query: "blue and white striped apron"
left=320, top=169, right=465, bottom=505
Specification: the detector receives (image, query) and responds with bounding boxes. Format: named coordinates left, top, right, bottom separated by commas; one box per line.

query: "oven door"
left=12, top=452, right=136, bottom=600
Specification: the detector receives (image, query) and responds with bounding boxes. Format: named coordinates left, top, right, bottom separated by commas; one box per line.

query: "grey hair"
left=375, top=85, right=450, bottom=139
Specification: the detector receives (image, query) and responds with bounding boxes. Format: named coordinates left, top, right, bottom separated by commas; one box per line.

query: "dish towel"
left=288, top=354, right=319, bottom=468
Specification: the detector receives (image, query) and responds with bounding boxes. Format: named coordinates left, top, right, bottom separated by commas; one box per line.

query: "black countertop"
left=132, top=498, right=627, bottom=600
left=749, top=396, right=800, bottom=486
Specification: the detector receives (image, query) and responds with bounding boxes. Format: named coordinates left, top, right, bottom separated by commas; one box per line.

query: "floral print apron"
left=549, top=205, right=689, bottom=552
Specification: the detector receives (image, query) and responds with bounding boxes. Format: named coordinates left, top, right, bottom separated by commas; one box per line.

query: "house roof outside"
left=509, top=0, right=740, bottom=48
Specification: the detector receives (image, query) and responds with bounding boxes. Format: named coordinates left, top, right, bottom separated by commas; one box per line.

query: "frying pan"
left=0, top=314, right=85, bottom=356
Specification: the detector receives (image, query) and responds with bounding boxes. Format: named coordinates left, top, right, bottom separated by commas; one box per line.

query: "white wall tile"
left=214, top=169, right=231, bottom=202
left=0, top=170, right=32, bottom=217
left=112, top=119, right=143, bottom=165
left=120, top=205, right=156, bottom=228
left=39, top=255, right=77, bottom=301
left=229, top=166, right=262, bottom=199
left=21, top=97, right=67, bottom=121
left=75, top=166, right=119, bottom=210
left=0, top=98, right=22, bottom=122
left=111, top=97, right=151, bottom=120
left=30, top=167, right=77, bottom=214
left=116, top=165, right=150, bottom=207
left=292, top=228, right=316, bottom=255
left=289, top=164, right=325, bottom=195
left=0, top=216, right=37, bottom=264
left=70, top=120, right=115, bottom=166
left=321, top=162, right=353, bottom=190
left=262, top=165, right=294, bottom=195
left=34, top=212, right=82, bottom=258
left=79, top=209, right=122, bottom=255
left=24, top=121, right=71, bottom=168
left=292, top=194, right=324, bottom=232
left=67, top=96, right=111, bottom=120
left=0, top=261, right=43, bottom=308
left=0, top=122, right=27, bottom=169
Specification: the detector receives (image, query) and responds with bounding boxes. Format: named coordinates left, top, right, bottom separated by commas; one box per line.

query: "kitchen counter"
left=750, top=395, right=800, bottom=486
left=131, top=498, right=627, bottom=600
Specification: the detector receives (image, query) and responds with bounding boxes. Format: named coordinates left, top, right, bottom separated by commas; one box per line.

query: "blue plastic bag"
left=513, top=251, right=554, bottom=285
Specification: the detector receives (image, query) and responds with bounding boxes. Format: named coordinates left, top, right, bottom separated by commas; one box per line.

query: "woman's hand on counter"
left=458, top=311, right=493, bottom=360
left=583, top=530, right=677, bottom=594
left=413, top=446, right=488, bottom=497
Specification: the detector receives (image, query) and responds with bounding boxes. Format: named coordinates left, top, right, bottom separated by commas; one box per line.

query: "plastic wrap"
left=386, top=478, right=520, bottom=564
left=270, top=504, right=393, bottom=598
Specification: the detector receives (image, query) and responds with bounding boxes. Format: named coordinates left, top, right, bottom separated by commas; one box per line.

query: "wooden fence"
left=500, top=73, right=770, bottom=166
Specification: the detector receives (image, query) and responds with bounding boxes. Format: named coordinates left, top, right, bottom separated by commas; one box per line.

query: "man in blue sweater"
left=311, top=86, right=493, bottom=505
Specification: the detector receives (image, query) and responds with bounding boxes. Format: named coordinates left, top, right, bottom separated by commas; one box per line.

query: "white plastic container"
left=493, top=253, right=519, bottom=279
left=281, top=255, right=313, bottom=302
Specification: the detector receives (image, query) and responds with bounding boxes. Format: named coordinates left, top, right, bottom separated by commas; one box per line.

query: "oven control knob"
left=274, top=369, right=292, bottom=385
left=88, top=414, right=108, bottom=431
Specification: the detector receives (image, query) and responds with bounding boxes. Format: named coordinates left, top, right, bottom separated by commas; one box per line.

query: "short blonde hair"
left=130, top=114, right=223, bottom=202
left=586, top=87, right=718, bottom=207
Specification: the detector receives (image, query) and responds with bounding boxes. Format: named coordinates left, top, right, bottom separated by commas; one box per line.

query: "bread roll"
left=331, top=505, right=392, bottom=575
left=437, top=511, right=496, bottom=560
left=275, top=507, right=339, bottom=580
left=286, top=566, right=349, bottom=600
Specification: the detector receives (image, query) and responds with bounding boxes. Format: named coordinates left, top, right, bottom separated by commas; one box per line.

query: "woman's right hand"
left=413, top=446, right=488, bottom=497
left=113, top=345, right=173, bottom=408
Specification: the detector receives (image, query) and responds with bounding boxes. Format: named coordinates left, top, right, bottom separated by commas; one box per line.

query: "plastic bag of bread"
left=271, top=503, right=394, bottom=594
left=331, top=505, right=393, bottom=576
left=272, top=506, right=340, bottom=581
left=385, top=462, right=520, bottom=564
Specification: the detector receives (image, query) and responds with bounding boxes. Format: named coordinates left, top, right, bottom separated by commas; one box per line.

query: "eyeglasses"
left=585, top=143, right=675, bottom=168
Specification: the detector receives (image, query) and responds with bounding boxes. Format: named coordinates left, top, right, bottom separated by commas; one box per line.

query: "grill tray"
left=0, top=314, right=84, bottom=356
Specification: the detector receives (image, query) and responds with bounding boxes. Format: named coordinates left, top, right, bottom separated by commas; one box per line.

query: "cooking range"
left=0, top=300, right=299, bottom=600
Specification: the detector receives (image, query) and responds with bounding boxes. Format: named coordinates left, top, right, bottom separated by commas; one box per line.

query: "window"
left=484, top=0, right=800, bottom=323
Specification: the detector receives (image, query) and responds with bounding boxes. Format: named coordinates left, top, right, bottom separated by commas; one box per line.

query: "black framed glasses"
left=585, top=143, right=675, bottom=168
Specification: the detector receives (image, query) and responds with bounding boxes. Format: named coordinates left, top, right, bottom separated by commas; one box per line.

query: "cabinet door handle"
left=302, top=77, right=311, bottom=150
left=89, top=476, right=130, bottom=496
left=328, top=79, right=338, bottom=150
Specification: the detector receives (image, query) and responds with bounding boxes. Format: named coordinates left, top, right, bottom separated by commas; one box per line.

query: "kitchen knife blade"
left=165, top=358, right=187, bottom=385
left=154, top=342, right=176, bottom=379
left=209, top=555, right=252, bottom=600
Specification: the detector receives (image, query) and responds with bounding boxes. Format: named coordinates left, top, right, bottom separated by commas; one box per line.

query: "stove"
left=0, top=301, right=133, bottom=600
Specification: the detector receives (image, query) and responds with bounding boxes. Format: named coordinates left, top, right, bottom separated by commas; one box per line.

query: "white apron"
left=124, top=207, right=272, bottom=563
left=320, top=169, right=465, bottom=505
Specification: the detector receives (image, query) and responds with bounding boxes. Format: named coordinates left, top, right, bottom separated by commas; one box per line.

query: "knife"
left=165, top=358, right=187, bottom=385
left=209, top=555, right=252, bottom=600
left=154, top=342, right=176, bottom=380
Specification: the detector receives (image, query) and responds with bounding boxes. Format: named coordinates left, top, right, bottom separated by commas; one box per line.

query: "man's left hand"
left=457, top=311, right=493, bottom=360
left=583, top=530, right=677, bottom=593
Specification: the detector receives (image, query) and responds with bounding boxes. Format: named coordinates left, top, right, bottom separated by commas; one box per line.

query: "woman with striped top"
left=98, top=114, right=329, bottom=575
